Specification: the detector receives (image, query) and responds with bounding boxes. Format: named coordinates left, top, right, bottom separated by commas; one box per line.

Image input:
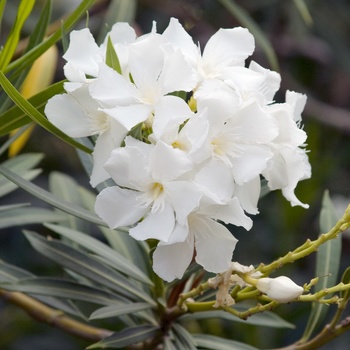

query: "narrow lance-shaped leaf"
left=89, top=302, right=153, bottom=320
left=45, top=223, right=153, bottom=286
left=23, top=230, right=155, bottom=305
left=303, top=190, right=341, bottom=340
left=0, top=80, right=65, bottom=136
left=192, top=334, right=259, bottom=350
left=106, top=36, right=122, bottom=74
left=87, top=325, right=160, bottom=349
left=0, top=0, right=35, bottom=70
left=0, top=165, right=105, bottom=226
left=0, top=72, right=91, bottom=153
left=0, top=277, right=120, bottom=306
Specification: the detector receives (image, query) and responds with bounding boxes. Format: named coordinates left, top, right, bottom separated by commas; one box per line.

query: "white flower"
left=256, top=276, right=304, bottom=303
left=89, top=32, right=196, bottom=136
left=94, top=136, right=202, bottom=242
left=262, top=90, right=311, bottom=208
left=162, top=18, right=255, bottom=86
left=45, top=85, right=127, bottom=186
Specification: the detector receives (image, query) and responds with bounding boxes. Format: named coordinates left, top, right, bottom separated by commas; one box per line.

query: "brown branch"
left=0, top=289, right=113, bottom=342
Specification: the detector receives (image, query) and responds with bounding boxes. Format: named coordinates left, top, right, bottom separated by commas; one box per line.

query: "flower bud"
left=256, top=276, right=303, bottom=303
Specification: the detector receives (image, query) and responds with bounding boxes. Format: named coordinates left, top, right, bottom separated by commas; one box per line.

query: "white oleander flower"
left=46, top=17, right=311, bottom=281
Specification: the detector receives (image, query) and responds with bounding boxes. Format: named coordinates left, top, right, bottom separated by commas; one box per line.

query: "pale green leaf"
left=0, top=0, right=35, bottom=70
left=192, top=334, right=259, bottom=350
left=0, top=207, right=66, bottom=229
left=172, top=324, right=197, bottom=350
left=49, top=172, right=88, bottom=231
left=106, top=36, right=122, bottom=74
left=0, top=277, right=120, bottom=306
left=0, top=165, right=106, bottom=226
left=180, top=307, right=295, bottom=329
left=89, top=302, right=153, bottom=320
left=23, top=230, right=155, bottom=305
left=303, top=190, right=341, bottom=340
left=340, top=266, right=350, bottom=301
left=44, top=223, right=153, bottom=285
left=87, top=325, right=159, bottom=349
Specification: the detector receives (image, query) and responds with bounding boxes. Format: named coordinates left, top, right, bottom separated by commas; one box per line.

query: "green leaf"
left=0, top=165, right=106, bottom=226
left=87, top=325, right=159, bottom=349
left=217, top=0, right=279, bottom=71
left=0, top=1, right=6, bottom=36
left=340, top=266, right=350, bottom=301
left=0, top=277, right=120, bottom=306
left=23, top=230, right=155, bottom=305
left=0, top=0, right=35, bottom=70
left=0, top=259, right=34, bottom=282
left=0, top=207, right=66, bottom=229
left=0, top=260, right=85, bottom=317
left=45, top=223, right=153, bottom=285
left=293, top=0, right=313, bottom=26
left=192, top=334, right=259, bottom=350
left=180, top=307, right=295, bottom=329
left=106, top=36, right=122, bottom=74
left=5, top=0, right=95, bottom=75
left=77, top=185, right=152, bottom=277
left=303, top=190, right=341, bottom=339
left=89, top=302, right=153, bottom=320
left=0, top=71, right=92, bottom=153
left=49, top=172, right=89, bottom=231
left=172, top=324, right=197, bottom=350
left=0, top=153, right=44, bottom=197
left=0, top=80, right=65, bottom=136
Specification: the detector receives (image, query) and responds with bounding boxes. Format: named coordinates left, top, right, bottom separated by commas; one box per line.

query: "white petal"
left=286, top=90, right=307, bottom=124
left=104, top=103, right=153, bottom=131
left=195, top=159, right=234, bottom=201
left=128, top=34, right=165, bottom=96
left=249, top=61, right=281, bottom=102
left=230, top=144, right=273, bottom=184
left=150, top=141, right=193, bottom=181
left=166, top=221, right=190, bottom=244
left=129, top=202, right=175, bottom=242
left=226, top=100, right=278, bottom=144
left=63, top=28, right=102, bottom=80
left=90, top=131, right=115, bottom=187
left=104, top=22, right=137, bottom=45
left=89, top=64, right=140, bottom=107
left=199, top=197, right=253, bottom=231
left=165, top=181, right=202, bottom=225
left=45, top=94, right=92, bottom=137
left=152, top=233, right=194, bottom=282
left=105, top=141, right=152, bottom=190
left=152, top=95, right=194, bottom=139
left=202, top=27, right=254, bottom=73
left=95, top=186, right=147, bottom=228
left=190, top=215, right=238, bottom=273
left=162, top=18, right=199, bottom=66
left=234, top=177, right=260, bottom=215
left=158, top=46, right=197, bottom=94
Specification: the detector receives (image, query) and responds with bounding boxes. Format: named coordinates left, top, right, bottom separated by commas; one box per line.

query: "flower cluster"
left=45, top=18, right=311, bottom=282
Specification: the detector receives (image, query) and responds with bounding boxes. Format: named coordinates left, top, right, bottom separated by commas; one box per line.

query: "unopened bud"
left=256, top=276, right=303, bottom=303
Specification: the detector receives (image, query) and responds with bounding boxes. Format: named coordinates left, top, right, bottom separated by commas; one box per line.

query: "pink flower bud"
left=256, top=276, right=303, bottom=303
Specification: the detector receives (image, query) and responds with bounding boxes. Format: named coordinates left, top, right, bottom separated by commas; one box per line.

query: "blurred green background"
left=1, top=0, right=350, bottom=349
